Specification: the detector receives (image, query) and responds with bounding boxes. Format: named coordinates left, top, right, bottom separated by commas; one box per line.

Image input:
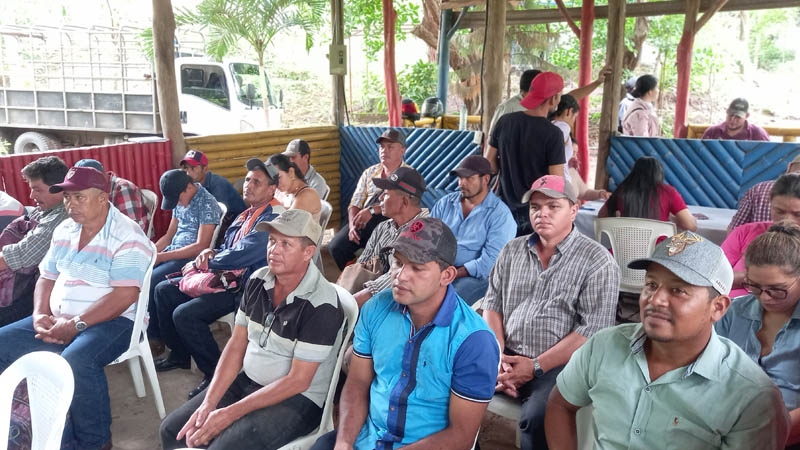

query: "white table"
left=575, top=200, right=736, bottom=245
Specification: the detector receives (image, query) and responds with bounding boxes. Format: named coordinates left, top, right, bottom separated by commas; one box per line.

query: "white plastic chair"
left=108, top=241, right=166, bottom=419
left=210, top=202, right=228, bottom=249
left=320, top=184, right=331, bottom=202
left=594, top=217, right=677, bottom=294
left=0, top=351, right=74, bottom=450
left=312, top=201, right=333, bottom=275
left=141, top=189, right=158, bottom=239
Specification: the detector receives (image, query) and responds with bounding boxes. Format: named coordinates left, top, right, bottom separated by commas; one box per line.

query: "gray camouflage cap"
left=385, top=217, right=457, bottom=266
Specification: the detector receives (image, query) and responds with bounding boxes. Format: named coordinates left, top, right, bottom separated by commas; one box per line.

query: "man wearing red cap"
left=181, top=150, right=247, bottom=228
left=485, top=72, right=568, bottom=237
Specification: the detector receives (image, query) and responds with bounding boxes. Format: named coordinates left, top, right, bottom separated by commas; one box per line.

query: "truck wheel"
left=13, top=132, right=61, bottom=153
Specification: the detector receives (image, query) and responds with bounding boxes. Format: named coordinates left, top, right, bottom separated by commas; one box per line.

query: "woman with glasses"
left=716, top=222, right=800, bottom=448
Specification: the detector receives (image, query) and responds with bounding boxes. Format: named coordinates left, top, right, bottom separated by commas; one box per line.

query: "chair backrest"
left=141, top=189, right=158, bottom=238
left=125, top=241, right=159, bottom=352
left=594, top=217, right=677, bottom=292
left=0, top=351, right=75, bottom=450
left=210, top=202, right=228, bottom=249
left=317, top=201, right=333, bottom=246
left=320, top=184, right=331, bottom=202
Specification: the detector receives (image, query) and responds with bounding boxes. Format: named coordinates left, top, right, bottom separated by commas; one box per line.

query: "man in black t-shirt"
left=485, top=71, right=566, bottom=236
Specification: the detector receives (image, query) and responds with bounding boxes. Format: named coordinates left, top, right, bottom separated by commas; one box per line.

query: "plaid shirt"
left=483, top=228, right=619, bottom=358
left=110, top=174, right=149, bottom=233
left=729, top=180, right=773, bottom=230
left=2, top=203, right=68, bottom=271
left=349, top=162, right=411, bottom=209
left=358, top=209, right=429, bottom=294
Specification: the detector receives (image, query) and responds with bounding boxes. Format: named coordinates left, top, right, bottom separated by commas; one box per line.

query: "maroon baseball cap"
left=521, top=175, right=578, bottom=204
left=49, top=167, right=110, bottom=193
left=520, top=72, right=564, bottom=109
left=182, top=150, right=208, bottom=167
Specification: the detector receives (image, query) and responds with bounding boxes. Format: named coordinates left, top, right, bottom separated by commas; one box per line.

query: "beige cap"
left=255, top=209, right=321, bottom=244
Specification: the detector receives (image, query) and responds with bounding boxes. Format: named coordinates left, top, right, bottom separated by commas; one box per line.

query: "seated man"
left=328, top=128, right=409, bottom=270
left=350, top=166, right=428, bottom=307
left=0, top=156, right=69, bottom=327
left=0, top=166, right=154, bottom=450
left=152, top=158, right=285, bottom=398
left=431, top=155, right=516, bottom=305
left=181, top=149, right=248, bottom=220
left=727, top=154, right=800, bottom=232
left=282, top=138, right=330, bottom=199
left=545, top=231, right=790, bottom=449
left=311, top=217, right=500, bottom=450
left=148, top=169, right=222, bottom=354
left=701, top=98, right=770, bottom=141
left=160, top=209, right=345, bottom=449
left=74, top=158, right=150, bottom=232
left=482, top=175, right=619, bottom=449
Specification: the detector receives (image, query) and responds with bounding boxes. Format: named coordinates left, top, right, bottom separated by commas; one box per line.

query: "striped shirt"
left=358, top=209, right=429, bottom=295
left=483, top=227, right=620, bottom=358
left=728, top=180, right=773, bottom=230
left=39, top=204, right=154, bottom=321
left=3, top=203, right=68, bottom=271
left=349, top=162, right=411, bottom=209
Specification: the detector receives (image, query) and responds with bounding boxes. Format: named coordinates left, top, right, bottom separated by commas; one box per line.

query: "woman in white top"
left=622, top=74, right=661, bottom=137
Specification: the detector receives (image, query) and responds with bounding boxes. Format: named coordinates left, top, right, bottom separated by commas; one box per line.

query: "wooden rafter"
left=554, top=0, right=580, bottom=36
left=696, top=0, right=731, bottom=30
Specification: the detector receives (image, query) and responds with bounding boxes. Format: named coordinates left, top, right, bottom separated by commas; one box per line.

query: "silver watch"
left=368, top=206, right=377, bottom=215
left=74, top=316, right=88, bottom=332
left=533, top=356, right=544, bottom=377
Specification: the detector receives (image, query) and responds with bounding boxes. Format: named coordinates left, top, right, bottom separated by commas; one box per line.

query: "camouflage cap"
left=385, top=217, right=457, bottom=266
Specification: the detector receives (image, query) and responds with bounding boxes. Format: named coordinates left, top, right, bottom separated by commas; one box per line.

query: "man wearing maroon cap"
left=482, top=174, right=619, bottom=449
left=485, top=72, right=568, bottom=237
left=181, top=149, right=247, bottom=225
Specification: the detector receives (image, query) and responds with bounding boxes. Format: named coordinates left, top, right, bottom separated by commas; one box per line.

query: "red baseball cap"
left=521, top=175, right=577, bottom=204
left=520, top=72, right=564, bottom=109
left=182, top=150, right=208, bottom=167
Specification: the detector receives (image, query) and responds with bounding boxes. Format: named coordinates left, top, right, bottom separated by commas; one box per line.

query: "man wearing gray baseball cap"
left=546, top=231, right=790, bottom=449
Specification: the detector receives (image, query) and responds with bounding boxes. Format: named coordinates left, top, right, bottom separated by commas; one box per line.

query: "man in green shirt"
left=545, top=231, right=790, bottom=450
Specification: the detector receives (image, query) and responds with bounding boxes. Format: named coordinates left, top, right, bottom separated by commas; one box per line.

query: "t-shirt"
left=165, top=184, right=222, bottom=251
left=720, top=221, right=772, bottom=298
left=552, top=120, right=574, bottom=181
left=490, top=112, right=566, bottom=214
left=605, top=184, right=687, bottom=221
left=701, top=121, right=770, bottom=141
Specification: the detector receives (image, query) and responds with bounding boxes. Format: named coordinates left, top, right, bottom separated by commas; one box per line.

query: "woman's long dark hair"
left=606, top=157, right=664, bottom=219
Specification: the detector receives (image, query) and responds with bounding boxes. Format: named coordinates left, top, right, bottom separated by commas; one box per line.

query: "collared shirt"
left=39, top=205, right=153, bottom=322
left=557, top=323, right=789, bottom=450
left=728, top=180, right=773, bottom=230
left=701, top=121, right=771, bottom=141
left=430, top=190, right=516, bottom=280
left=715, top=294, right=800, bottom=410
left=234, top=263, right=344, bottom=408
left=349, top=162, right=411, bottom=210
left=483, top=227, right=619, bottom=358
left=3, top=203, right=68, bottom=271
left=165, top=184, right=222, bottom=251
left=352, top=285, right=499, bottom=449
left=109, top=173, right=149, bottom=233
left=204, top=171, right=247, bottom=217
left=358, top=209, right=429, bottom=295
left=488, top=93, right=525, bottom=137
left=304, top=165, right=329, bottom=200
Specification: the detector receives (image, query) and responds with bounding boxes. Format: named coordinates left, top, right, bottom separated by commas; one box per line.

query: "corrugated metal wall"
left=338, top=126, right=480, bottom=219
left=185, top=126, right=341, bottom=227
left=608, top=136, right=800, bottom=209
left=0, top=140, right=173, bottom=236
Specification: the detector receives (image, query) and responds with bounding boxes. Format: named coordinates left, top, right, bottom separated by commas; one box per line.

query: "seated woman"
left=722, top=173, right=800, bottom=298
left=621, top=74, right=660, bottom=137
left=716, top=222, right=800, bottom=448
left=268, top=153, right=322, bottom=222
left=598, top=156, right=696, bottom=231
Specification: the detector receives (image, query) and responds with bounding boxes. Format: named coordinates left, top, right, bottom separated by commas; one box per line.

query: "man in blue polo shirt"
left=311, top=217, right=500, bottom=450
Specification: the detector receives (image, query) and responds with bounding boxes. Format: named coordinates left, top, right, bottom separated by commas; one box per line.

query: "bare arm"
left=484, top=145, right=499, bottom=174
left=788, top=407, right=800, bottom=445
left=538, top=332, right=587, bottom=373
left=291, top=189, right=321, bottom=218
left=334, top=354, right=375, bottom=449
left=155, top=216, right=178, bottom=252
left=544, top=386, right=581, bottom=450
left=32, top=277, right=55, bottom=317
left=402, top=395, right=489, bottom=450
left=566, top=66, right=609, bottom=101
left=482, top=309, right=505, bottom=353
left=498, top=332, right=587, bottom=392
left=0, top=255, right=8, bottom=271
left=673, top=208, right=697, bottom=232
left=157, top=223, right=215, bottom=263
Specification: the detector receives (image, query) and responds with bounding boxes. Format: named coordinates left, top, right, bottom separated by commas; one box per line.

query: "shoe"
left=149, top=339, right=166, bottom=358
left=154, top=357, right=190, bottom=372
left=188, top=377, right=212, bottom=399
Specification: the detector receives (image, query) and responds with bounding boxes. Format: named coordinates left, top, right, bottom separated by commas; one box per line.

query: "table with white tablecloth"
left=574, top=200, right=736, bottom=245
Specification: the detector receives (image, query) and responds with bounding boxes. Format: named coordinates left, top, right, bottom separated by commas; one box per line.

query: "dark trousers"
left=153, top=279, right=238, bottom=377
left=160, top=372, right=322, bottom=450
left=518, top=364, right=565, bottom=450
left=310, top=430, right=338, bottom=450
left=146, top=258, right=192, bottom=340
left=328, top=214, right=388, bottom=270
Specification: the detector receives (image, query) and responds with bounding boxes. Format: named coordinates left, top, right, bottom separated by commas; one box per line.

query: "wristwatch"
left=73, top=316, right=88, bottom=332
left=533, top=356, right=544, bottom=378
left=368, top=205, right=377, bottom=215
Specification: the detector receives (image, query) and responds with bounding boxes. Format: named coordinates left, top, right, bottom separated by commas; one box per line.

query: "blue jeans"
left=146, top=258, right=191, bottom=340
left=518, top=364, right=565, bottom=450
left=452, top=276, right=489, bottom=306
left=0, top=316, right=133, bottom=450
left=153, top=279, right=238, bottom=377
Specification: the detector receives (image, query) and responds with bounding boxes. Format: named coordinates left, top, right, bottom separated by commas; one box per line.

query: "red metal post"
left=382, top=0, right=402, bottom=126
left=576, top=0, right=595, bottom=181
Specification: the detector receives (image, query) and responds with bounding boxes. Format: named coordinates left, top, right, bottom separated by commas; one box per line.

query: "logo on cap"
left=409, top=220, right=424, bottom=233
left=67, top=168, right=77, bottom=178
left=666, top=232, right=702, bottom=256
left=187, top=150, right=198, bottom=159
left=536, top=177, right=548, bottom=187
left=390, top=174, right=398, bottom=181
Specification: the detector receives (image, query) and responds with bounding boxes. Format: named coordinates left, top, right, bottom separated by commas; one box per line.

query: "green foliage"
left=344, top=0, right=419, bottom=62
left=691, top=46, right=723, bottom=92
left=749, top=10, right=796, bottom=71
left=396, top=60, right=437, bottom=105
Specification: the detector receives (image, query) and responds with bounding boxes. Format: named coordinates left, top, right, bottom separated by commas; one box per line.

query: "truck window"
left=230, top=63, right=276, bottom=108
left=180, top=65, right=230, bottom=110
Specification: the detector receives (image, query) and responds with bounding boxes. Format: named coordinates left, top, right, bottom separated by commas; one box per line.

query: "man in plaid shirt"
left=75, top=159, right=149, bottom=233
left=728, top=154, right=800, bottom=232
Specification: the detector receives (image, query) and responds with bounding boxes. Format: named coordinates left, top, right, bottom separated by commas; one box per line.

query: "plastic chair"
left=0, top=351, right=74, bottom=450
left=594, top=217, right=677, bottom=294
left=107, top=241, right=166, bottom=419
left=312, top=201, right=333, bottom=275
left=141, top=189, right=158, bottom=239
left=320, top=184, right=331, bottom=202
left=210, top=202, right=228, bottom=249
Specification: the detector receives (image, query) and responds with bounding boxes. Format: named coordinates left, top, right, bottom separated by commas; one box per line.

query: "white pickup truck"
left=0, top=25, right=282, bottom=153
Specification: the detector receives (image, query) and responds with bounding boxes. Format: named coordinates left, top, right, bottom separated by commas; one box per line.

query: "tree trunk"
left=673, top=0, right=700, bottom=138
left=481, top=0, right=507, bottom=140
left=258, top=52, right=272, bottom=129
left=382, top=0, right=401, bottom=126
left=152, top=0, right=186, bottom=166
left=595, top=0, right=626, bottom=190
left=576, top=0, right=594, bottom=182
left=623, top=15, right=650, bottom=71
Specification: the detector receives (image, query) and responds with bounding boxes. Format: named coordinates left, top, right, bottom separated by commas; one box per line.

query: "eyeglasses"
left=258, top=312, right=276, bottom=348
left=742, top=278, right=799, bottom=299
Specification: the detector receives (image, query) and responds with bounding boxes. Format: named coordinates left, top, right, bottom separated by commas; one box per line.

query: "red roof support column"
left=576, top=0, right=595, bottom=181
left=382, top=0, right=402, bottom=127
